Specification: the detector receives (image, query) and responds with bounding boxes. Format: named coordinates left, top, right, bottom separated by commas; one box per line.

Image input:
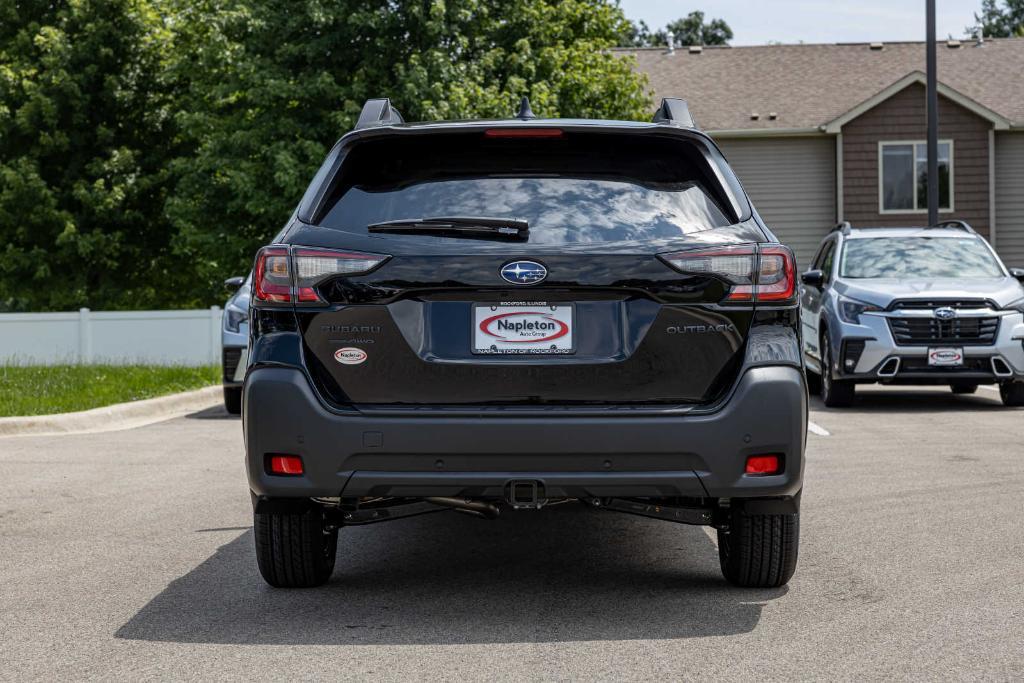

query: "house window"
left=879, top=141, right=953, bottom=213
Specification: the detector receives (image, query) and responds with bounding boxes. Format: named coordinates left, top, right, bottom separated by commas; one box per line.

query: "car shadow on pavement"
left=184, top=405, right=239, bottom=420
left=116, top=505, right=786, bottom=645
left=810, top=387, right=1009, bottom=414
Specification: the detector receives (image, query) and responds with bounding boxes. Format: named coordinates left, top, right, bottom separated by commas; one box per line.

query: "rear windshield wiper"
left=367, top=216, right=529, bottom=242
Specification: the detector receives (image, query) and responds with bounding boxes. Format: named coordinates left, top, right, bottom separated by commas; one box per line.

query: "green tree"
left=619, top=10, right=733, bottom=47
left=666, top=10, right=733, bottom=46
left=972, top=0, right=1024, bottom=37
left=167, top=0, right=652, bottom=304
left=0, top=0, right=184, bottom=311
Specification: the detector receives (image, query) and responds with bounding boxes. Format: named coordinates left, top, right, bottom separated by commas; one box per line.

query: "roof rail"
left=355, top=98, right=405, bottom=129
left=831, top=221, right=852, bottom=235
left=931, top=219, right=976, bottom=234
left=652, top=98, right=696, bottom=128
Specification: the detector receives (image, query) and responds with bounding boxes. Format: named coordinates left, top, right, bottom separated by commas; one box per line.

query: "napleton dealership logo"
left=333, top=347, right=368, bottom=365
left=478, top=311, right=569, bottom=343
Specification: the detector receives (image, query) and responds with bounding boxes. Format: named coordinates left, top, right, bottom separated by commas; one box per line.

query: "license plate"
left=473, top=303, right=574, bottom=355
left=928, top=347, right=964, bottom=366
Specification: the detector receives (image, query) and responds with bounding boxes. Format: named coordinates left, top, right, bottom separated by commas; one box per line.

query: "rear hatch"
left=279, top=126, right=773, bottom=408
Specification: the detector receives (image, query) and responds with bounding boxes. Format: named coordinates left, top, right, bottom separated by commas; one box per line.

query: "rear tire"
left=718, top=508, right=799, bottom=588
left=223, top=386, right=242, bottom=415
left=949, top=381, right=978, bottom=395
left=1000, top=381, right=1024, bottom=407
left=254, top=507, right=338, bottom=588
left=820, top=335, right=855, bottom=407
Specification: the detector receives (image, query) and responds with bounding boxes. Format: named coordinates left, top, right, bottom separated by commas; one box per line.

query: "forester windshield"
left=315, top=131, right=737, bottom=244
left=840, top=236, right=1004, bottom=279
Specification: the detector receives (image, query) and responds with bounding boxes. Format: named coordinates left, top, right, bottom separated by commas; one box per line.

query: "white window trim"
left=877, top=139, right=955, bottom=215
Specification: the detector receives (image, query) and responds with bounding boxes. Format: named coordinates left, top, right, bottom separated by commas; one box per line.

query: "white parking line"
left=979, top=385, right=1000, bottom=393
left=808, top=420, right=831, bottom=437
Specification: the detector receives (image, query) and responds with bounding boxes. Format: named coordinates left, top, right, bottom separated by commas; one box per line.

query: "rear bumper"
left=244, top=365, right=807, bottom=501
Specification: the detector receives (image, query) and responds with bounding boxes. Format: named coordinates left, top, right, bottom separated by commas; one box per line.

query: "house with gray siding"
left=620, top=39, right=1024, bottom=269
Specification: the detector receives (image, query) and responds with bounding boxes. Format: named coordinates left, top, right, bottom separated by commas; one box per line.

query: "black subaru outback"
left=244, top=98, right=807, bottom=589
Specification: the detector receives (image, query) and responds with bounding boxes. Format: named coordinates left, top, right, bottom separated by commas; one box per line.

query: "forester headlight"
left=224, top=303, right=248, bottom=333
left=1003, top=297, right=1024, bottom=314
left=837, top=295, right=883, bottom=324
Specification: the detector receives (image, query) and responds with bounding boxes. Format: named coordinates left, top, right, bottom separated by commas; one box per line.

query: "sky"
left=618, top=0, right=985, bottom=46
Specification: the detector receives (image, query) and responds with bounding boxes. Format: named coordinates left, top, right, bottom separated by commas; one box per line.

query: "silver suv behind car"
left=221, top=274, right=251, bottom=414
left=800, top=221, right=1024, bottom=407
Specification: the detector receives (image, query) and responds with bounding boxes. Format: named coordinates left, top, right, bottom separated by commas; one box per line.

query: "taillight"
left=253, top=245, right=389, bottom=304
left=253, top=246, right=290, bottom=303
left=755, top=246, right=796, bottom=302
left=659, top=244, right=797, bottom=304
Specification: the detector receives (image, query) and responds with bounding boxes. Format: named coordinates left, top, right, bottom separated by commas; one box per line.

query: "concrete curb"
left=0, top=385, right=224, bottom=438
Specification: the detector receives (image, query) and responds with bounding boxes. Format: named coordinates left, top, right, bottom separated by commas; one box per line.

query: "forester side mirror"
left=224, top=275, right=245, bottom=290
left=1009, top=267, right=1024, bottom=283
left=801, top=269, right=824, bottom=287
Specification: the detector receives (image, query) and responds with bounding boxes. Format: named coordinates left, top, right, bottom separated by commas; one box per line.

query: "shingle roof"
left=617, top=39, right=1024, bottom=132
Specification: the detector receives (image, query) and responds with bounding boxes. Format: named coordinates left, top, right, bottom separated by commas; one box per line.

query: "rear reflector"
left=659, top=244, right=797, bottom=304
left=268, top=455, right=304, bottom=476
left=484, top=128, right=564, bottom=138
left=253, top=245, right=389, bottom=304
left=745, top=455, right=781, bottom=475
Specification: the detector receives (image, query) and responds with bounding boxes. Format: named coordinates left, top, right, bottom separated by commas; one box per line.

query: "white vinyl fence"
left=0, top=308, right=223, bottom=366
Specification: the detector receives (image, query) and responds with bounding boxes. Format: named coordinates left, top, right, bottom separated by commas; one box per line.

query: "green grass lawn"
left=0, top=364, right=221, bottom=418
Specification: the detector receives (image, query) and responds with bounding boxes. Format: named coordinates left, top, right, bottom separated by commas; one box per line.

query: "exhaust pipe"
left=425, top=497, right=501, bottom=519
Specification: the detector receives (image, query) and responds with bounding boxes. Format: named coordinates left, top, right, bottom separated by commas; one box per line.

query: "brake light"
left=659, top=244, right=797, bottom=304
left=253, top=245, right=389, bottom=304
left=484, top=128, right=564, bottom=138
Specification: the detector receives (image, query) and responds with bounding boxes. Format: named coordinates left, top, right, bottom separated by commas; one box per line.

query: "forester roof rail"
left=653, top=98, right=697, bottom=128
left=830, top=221, right=852, bottom=235
left=931, top=219, right=976, bottom=234
left=355, top=98, right=405, bottom=129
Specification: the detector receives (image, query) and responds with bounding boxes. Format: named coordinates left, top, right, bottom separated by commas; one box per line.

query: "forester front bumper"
left=831, top=310, right=1024, bottom=382
left=243, top=365, right=806, bottom=502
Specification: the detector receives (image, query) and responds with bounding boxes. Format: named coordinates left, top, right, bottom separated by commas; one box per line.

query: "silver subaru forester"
left=800, top=221, right=1024, bottom=407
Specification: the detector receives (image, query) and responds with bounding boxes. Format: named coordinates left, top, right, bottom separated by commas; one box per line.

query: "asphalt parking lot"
left=1, top=385, right=1022, bottom=680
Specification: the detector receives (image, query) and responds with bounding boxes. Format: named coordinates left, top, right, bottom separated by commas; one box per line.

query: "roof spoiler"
left=355, top=98, right=405, bottom=129
left=652, top=98, right=696, bottom=128
left=931, top=219, right=976, bottom=234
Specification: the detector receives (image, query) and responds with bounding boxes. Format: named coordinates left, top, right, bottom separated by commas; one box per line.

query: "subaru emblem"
left=934, top=307, right=957, bottom=320
left=500, top=260, right=547, bottom=285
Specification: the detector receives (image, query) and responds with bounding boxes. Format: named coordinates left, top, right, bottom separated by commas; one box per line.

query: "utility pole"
left=926, top=0, right=939, bottom=225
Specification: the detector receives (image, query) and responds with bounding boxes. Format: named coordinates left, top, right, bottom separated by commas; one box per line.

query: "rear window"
left=840, top=236, right=1004, bottom=279
left=315, top=131, right=738, bottom=244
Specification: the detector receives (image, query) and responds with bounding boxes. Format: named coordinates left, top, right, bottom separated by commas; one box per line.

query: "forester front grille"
left=888, top=317, right=999, bottom=346
left=890, top=299, right=993, bottom=310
